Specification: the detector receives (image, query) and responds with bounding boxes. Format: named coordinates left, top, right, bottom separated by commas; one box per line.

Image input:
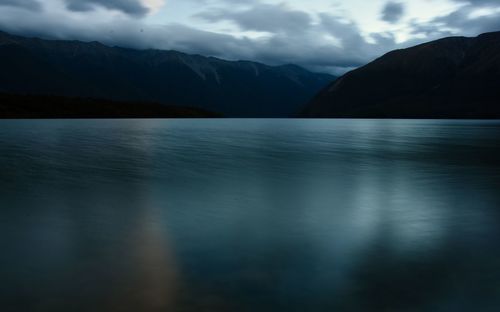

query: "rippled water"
left=1, top=119, right=500, bottom=312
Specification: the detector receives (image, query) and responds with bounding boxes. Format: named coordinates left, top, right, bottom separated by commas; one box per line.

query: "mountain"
left=0, top=31, right=334, bottom=118
left=0, top=93, right=219, bottom=118
left=303, top=31, right=500, bottom=118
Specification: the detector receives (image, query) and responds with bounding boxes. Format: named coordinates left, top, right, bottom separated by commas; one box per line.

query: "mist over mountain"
left=0, top=31, right=334, bottom=117
left=303, top=31, right=500, bottom=118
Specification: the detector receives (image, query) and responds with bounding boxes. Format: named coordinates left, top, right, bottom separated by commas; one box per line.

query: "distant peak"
left=476, top=31, right=500, bottom=40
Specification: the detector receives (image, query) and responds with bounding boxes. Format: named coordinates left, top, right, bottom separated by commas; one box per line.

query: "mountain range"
left=1, top=30, right=500, bottom=119
left=303, top=31, right=500, bottom=118
left=0, top=31, right=334, bottom=118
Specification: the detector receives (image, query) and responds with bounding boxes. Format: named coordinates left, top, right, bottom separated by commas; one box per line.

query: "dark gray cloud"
left=65, top=0, right=149, bottom=16
left=381, top=2, right=405, bottom=23
left=0, top=0, right=41, bottom=11
left=196, top=4, right=312, bottom=33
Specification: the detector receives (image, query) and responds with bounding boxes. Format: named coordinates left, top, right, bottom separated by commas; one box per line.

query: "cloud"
left=196, top=3, right=313, bottom=33
left=411, top=1, right=500, bottom=38
left=193, top=2, right=396, bottom=73
left=0, top=1, right=383, bottom=74
left=0, top=0, right=499, bottom=75
left=452, top=0, right=500, bottom=5
left=0, top=0, right=41, bottom=11
left=381, top=2, right=405, bottom=23
left=64, top=0, right=149, bottom=16
left=141, top=0, right=165, bottom=12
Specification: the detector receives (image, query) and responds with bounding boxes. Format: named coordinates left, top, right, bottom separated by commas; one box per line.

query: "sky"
left=0, top=0, right=500, bottom=74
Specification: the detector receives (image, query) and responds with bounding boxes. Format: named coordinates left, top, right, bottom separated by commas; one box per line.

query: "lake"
left=1, top=119, right=500, bottom=312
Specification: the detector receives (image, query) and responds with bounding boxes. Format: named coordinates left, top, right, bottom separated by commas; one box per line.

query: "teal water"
left=1, top=119, right=500, bottom=311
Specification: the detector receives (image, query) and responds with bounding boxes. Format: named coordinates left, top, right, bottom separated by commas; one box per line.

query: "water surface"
left=1, top=119, right=500, bottom=311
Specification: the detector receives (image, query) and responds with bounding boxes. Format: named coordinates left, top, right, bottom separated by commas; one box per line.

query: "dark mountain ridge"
left=0, top=93, right=219, bottom=118
left=303, top=31, right=500, bottom=118
left=0, top=31, right=334, bottom=117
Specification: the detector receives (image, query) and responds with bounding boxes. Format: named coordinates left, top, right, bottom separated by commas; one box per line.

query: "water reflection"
left=1, top=119, right=500, bottom=311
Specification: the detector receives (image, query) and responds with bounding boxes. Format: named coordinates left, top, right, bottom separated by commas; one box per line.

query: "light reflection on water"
left=1, top=119, right=500, bottom=311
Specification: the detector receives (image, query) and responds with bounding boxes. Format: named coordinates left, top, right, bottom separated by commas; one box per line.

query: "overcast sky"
left=1, top=0, right=499, bottom=73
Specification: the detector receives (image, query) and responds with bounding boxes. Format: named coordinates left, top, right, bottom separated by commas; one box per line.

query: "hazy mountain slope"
left=303, top=31, right=500, bottom=118
left=0, top=31, right=334, bottom=117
